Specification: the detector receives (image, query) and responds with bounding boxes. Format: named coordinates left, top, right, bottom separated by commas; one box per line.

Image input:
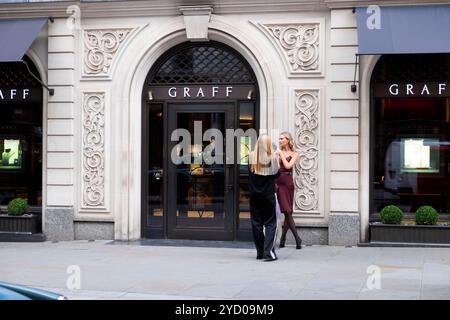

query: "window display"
left=401, top=138, right=439, bottom=173
left=0, top=139, right=23, bottom=170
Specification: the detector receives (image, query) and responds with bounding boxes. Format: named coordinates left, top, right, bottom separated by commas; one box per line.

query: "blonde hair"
left=280, top=131, right=295, bottom=151
left=250, top=134, right=279, bottom=175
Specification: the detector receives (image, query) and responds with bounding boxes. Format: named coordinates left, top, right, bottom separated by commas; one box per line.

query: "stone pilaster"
left=45, top=18, right=76, bottom=241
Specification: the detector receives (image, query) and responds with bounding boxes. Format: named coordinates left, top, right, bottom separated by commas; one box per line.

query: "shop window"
left=371, top=55, right=450, bottom=217
left=0, top=56, right=42, bottom=206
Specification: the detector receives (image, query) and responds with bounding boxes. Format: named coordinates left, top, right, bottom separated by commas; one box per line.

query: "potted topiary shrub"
left=380, top=205, right=403, bottom=224
left=370, top=204, right=450, bottom=244
left=415, top=206, right=438, bottom=225
left=370, top=205, right=404, bottom=242
left=0, top=198, right=38, bottom=234
left=7, top=198, right=30, bottom=216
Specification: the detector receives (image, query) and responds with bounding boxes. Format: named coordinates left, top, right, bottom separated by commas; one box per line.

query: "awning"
left=356, top=5, right=450, bottom=55
left=0, top=18, right=47, bottom=62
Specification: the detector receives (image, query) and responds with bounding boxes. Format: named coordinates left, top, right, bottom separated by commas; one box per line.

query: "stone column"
left=44, top=18, right=75, bottom=241
left=328, top=9, right=360, bottom=246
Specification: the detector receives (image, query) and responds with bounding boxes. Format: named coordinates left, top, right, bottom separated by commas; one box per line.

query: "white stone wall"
left=80, top=11, right=333, bottom=240
left=42, top=8, right=361, bottom=242
left=40, top=18, right=76, bottom=240
left=46, top=19, right=75, bottom=208
left=328, top=9, right=360, bottom=245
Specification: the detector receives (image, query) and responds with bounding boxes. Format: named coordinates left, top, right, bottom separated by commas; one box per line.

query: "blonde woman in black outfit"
left=248, top=134, right=280, bottom=262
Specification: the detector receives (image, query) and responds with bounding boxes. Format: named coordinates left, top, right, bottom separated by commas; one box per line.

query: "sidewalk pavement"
left=1, top=240, right=449, bottom=300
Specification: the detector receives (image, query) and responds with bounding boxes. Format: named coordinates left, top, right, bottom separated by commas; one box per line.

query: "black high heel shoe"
left=279, top=235, right=286, bottom=248
left=296, top=238, right=302, bottom=250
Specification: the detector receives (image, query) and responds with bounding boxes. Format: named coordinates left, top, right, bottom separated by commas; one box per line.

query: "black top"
left=248, top=166, right=279, bottom=198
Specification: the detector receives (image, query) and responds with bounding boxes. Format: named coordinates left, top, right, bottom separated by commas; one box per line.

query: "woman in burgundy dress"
left=275, top=132, right=302, bottom=249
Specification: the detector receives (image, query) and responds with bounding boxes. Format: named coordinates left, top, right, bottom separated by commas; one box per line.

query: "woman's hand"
left=280, top=151, right=299, bottom=170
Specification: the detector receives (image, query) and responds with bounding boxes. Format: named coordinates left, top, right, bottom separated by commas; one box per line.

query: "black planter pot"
left=370, top=223, right=450, bottom=244
left=0, top=214, right=39, bottom=234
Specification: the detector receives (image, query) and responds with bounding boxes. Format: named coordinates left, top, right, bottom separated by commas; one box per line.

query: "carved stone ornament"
left=294, top=89, right=319, bottom=212
left=82, top=93, right=105, bottom=208
left=261, top=23, right=320, bottom=75
left=84, top=29, right=132, bottom=76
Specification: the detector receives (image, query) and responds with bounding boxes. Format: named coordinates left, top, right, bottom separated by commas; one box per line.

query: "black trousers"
left=250, top=192, right=278, bottom=259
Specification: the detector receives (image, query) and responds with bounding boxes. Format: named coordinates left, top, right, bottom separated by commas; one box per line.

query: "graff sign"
left=149, top=85, right=255, bottom=100
left=0, top=88, right=40, bottom=102
left=374, top=83, right=450, bottom=97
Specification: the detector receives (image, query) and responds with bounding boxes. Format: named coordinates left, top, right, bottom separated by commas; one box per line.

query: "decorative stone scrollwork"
left=82, top=93, right=105, bottom=208
left=84, top=29, right=132, bottom=76
left=294, top=89, right=319, bottom=212
left=261, top=23, right=320, bottom=75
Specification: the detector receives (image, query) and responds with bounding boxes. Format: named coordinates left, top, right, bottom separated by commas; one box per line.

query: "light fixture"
left=247, top=90, right=253, bottom=100
left=351, top=54, right=358, bottom=93
left=148, top=90, right=153, bottom=100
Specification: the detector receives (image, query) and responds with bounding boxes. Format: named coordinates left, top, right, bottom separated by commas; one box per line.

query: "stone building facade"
left=1, top=0, right=449, bottom=246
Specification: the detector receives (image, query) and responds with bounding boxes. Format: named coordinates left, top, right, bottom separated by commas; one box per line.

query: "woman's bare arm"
left=280, top=152, right=299, bottom=170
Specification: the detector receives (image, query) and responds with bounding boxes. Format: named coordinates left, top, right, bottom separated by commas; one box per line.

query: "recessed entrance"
left=141, top=42, right=259, bottom=240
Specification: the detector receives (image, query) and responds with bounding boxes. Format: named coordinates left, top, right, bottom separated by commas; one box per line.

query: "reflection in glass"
left=147, top=103, right=164, bottom=226
left=373, top=97, right=450, bottom=216
left=238, top=102, right=256, bottom=239
left=174, top=112, right=226, bottom=228
left=240, top=136, right=251, bottom=165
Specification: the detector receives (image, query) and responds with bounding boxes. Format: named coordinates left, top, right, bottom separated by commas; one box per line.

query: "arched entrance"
left=370, top=54, right=450, bottom=222
left=141, top=41, right=259, bottom=241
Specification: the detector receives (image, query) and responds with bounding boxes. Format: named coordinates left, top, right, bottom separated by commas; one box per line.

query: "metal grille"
left=149, top=43, right=256, bottom=85
left=372, top=54, right=450, bottom=82
left=0, top=57, right=41, bottom=88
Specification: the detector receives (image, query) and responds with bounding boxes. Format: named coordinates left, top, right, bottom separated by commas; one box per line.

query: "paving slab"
left=1, top=241, right=450, bottom=300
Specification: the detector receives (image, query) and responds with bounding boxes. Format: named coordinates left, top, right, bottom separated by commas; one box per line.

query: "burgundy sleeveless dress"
left=275, top=156, right=294, bottom=215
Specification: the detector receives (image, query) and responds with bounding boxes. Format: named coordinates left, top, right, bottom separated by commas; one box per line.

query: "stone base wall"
left=276, top=224, right=329, bottom=246
left=74, top=221, right=114, bottom=240
left=44, top=208, right=74, bottom=241
left=328, top=213, right=360, bottom=246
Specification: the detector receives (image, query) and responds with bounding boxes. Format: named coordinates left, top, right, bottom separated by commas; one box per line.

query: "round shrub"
left=7, top=198, right=29, bottom=216
left=380, top=205, right=403, bottom=224
left=415, top=206, right=438, bottom=225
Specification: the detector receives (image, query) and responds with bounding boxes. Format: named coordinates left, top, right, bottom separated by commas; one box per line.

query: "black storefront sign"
left=149, top=85, right=255, bottom=100
left=374, top=82, right=450, bottom=98
left=0, top=88, right=40, bottom=103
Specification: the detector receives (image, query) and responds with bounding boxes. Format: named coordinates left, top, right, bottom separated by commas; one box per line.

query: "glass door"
left=167, top=103, right=235, bottom=240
